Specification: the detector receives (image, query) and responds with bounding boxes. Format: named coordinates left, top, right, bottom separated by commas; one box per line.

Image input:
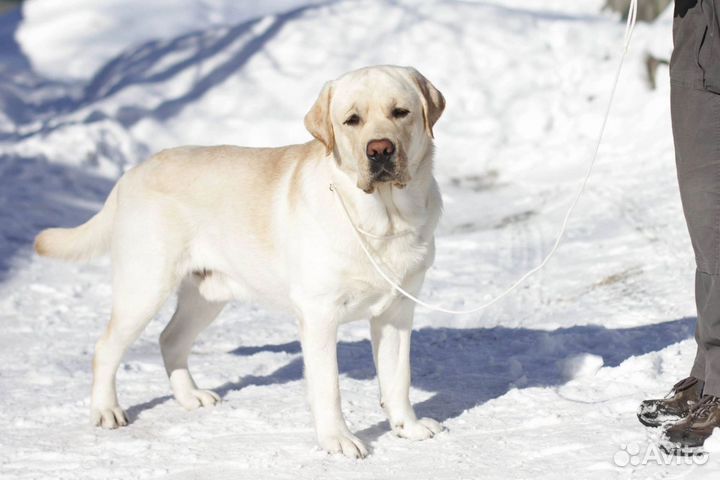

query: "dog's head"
left=305, top=66, right=445, bottom=193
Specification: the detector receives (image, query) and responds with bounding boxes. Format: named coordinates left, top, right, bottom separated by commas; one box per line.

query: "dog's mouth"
left=358, top=168, right=407, bottom=194
left=372, top=166, right=398, bottom=183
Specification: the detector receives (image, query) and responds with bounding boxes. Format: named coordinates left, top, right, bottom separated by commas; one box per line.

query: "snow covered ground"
left=0, top=0, right=717, bottom=478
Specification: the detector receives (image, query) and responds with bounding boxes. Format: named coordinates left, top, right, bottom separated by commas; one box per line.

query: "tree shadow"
left=0, top=155, right=115, bottom=282
left=0, top=7, right=81, bottom=129
left=0, top=9, right=115, bottom=282
left=0, top=4, right=320, bottom=143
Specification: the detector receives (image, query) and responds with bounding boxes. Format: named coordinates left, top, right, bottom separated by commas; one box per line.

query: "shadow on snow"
left=0, top=4, right=315, bottom=142
left=127, top=317, right=695, bottom=445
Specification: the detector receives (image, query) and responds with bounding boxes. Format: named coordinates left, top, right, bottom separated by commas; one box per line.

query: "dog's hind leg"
left=91, top=247, right=177, bottom=429
left=160, top=277, right=226, bottom=410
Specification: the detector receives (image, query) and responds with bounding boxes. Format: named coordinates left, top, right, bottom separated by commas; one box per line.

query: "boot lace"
left=688, top=395, right=720, bottom=420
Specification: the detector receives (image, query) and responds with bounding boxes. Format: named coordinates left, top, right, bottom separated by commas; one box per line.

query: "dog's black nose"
left=366, top=139, right=395, bottom=166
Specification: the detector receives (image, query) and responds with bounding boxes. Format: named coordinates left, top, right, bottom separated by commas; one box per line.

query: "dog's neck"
left=329, top=150, right=438, bottom=238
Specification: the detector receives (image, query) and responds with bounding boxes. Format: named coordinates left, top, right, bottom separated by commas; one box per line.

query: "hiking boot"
left=663, top=395, right=720, bottom=451
left=637, top=376, right=704, bottom=427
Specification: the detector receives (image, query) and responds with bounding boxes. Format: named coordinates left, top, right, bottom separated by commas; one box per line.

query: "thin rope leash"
left=331, top=0, right=638, bottom=315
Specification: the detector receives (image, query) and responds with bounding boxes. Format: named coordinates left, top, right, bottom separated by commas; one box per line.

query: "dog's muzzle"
left=366, top=138, right=397, bottom=182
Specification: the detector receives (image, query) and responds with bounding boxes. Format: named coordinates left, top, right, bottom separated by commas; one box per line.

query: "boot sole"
left=637, top=412, right=683, bottom=428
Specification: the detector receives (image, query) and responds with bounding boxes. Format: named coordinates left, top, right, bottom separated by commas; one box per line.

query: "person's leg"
left=689, top=341, right=706, bottom=384
left=695, top=273, right=720, bottom=395
left=672, top=83, right=720, bottom=396
left=639, top=1, right=720, bottom=437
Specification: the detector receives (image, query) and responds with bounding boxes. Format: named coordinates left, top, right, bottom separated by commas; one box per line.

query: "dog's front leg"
left=299, top=310, right=368, bottom=458
left=371, top=293, right=444, bottom=441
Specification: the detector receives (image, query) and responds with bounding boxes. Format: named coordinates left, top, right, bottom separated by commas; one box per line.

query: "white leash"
left=331, top=0, right=639, bottom=315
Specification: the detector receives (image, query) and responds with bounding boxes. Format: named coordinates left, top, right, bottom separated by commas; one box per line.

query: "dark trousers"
left=672, top=0, right=720, bottom=396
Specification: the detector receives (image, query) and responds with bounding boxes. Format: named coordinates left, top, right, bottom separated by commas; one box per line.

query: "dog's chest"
left=337, top=233, right=429, bottom=321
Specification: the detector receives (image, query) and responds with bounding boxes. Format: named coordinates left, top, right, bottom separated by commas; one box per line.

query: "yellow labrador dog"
left=35, top=65, right=445, bottom=458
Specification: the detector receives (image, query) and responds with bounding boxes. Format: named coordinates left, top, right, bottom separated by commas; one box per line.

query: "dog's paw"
left=91, top=406, right=128, bottom=429
left=392, top=417, right=444, bottom=441
left=318, top=430, right=368, bottom=459
left=176, top=389, right=221, bottom=410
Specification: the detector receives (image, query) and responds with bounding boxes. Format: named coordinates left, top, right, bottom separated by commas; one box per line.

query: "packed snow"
left=0, top=0, right=717, bottom=478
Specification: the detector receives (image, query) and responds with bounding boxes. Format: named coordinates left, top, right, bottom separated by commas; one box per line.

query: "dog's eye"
left=344, top=114, right=361, bottom=126
left=392, top=108, right=410, bottom=119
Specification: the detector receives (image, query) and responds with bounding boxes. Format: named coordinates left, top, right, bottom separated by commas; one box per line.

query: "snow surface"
left=0, top=0, right=717, bottom=478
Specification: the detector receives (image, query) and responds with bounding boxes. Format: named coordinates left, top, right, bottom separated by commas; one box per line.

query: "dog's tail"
left=34, top=182, right=119, bottom=262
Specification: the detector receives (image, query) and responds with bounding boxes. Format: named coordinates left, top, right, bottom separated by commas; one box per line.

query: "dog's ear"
left=304, top=81, right=335, bottom=155
left=407, top=67, right=445, bottom=138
